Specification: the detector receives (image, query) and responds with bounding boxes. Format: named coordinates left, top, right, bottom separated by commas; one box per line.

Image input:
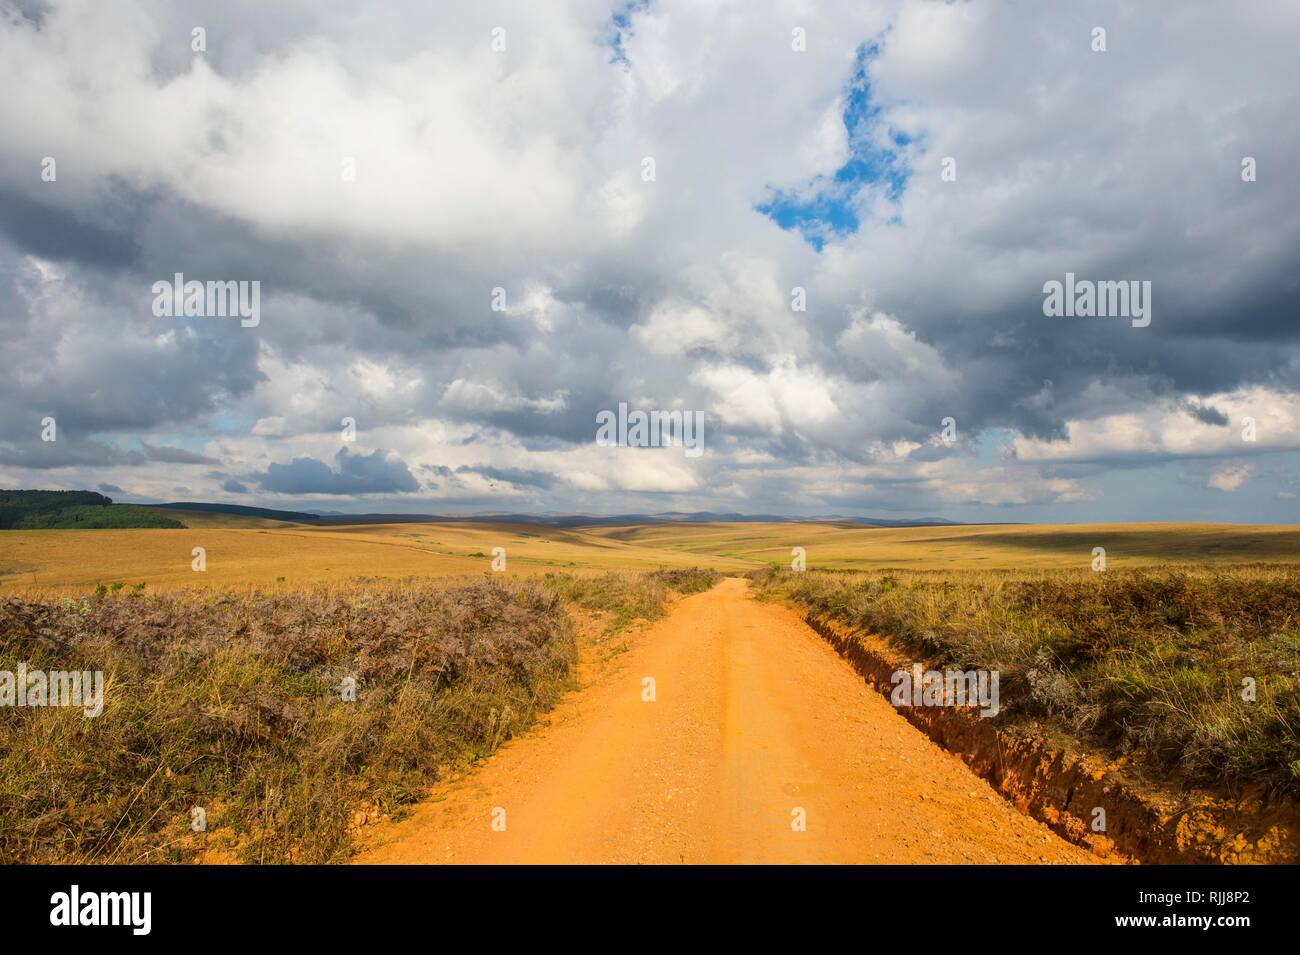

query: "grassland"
left=3, top=516, right=1297, bottom=594
left=3, top=512, right=1296, bottom=859
left=0, top=519, right=752, bottom=593
left=588, top=521, right=1300, bottom=570
left=752, top=565, right=1300, bottom=795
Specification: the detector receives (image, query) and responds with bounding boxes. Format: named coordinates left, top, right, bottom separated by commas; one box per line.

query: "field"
left=588, top=521, right=1300, bottom=570
left=2, top=515, right=1298, bottom=865
left=3, top=516, right=1299, bottom=594
left=0, top=517, right=748, bottom=593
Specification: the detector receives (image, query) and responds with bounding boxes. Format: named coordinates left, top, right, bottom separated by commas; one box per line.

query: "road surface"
left=359, top=577, right=1095, bottom=864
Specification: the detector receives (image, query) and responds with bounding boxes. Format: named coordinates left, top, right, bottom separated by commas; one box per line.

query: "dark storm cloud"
left=251, top=448, right=420, bottom=496
left=0, top=436, right=217, bottom=469
left=0, top=233, right=265, bottom=444
left=0, top=187, right=141, bottom=268
left=1181, top=400, right=1230, bottom=428
left=140, top=443, right=220, bottom=465
left=0, top=438, right=148, bottom=469
left=457, top=465, right=556, bottom=490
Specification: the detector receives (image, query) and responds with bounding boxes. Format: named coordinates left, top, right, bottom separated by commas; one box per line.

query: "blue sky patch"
left=757, top=41, right=913, bottom=251
left=607, top=0, right=651, bottom=69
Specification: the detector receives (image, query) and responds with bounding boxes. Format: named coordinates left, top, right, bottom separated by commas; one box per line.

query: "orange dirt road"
left=358, top=578, right=1096, bottom=865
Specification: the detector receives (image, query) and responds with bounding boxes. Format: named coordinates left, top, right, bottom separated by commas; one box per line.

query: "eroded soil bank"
left=798, top=609, right=1300, bottom=864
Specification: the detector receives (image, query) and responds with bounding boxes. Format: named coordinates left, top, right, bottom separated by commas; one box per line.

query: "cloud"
left=1208, top=463, right=1253, bottom=492
left=1182, top=399, right=1230, bottom=428
left=140, top=443, right=219, bottom=465
left=0, top=1, right=1296, bottom=520
left=251, top=448, right=419, bottom=496
left=457, top=465, right=555, bottom=490
left=1012, top=387, right=1300, bottom=465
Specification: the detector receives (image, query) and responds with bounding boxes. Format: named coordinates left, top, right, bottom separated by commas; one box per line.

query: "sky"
left=1, top=0, right=1298, bottom=522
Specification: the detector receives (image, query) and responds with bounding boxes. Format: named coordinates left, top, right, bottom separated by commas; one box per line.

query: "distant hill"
left=150, top=500, right=963, bottom=529
left=0, top=490, right=184, bottom=529
left=150, top=501, right=322, bottom=523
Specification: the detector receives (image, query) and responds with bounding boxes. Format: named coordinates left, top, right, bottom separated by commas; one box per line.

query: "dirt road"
left=359, top=578, right=1096, bottom=864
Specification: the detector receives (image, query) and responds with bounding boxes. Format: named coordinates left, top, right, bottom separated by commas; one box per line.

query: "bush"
left=542, top=568, right=720, bottom=633
left=646, top=568, right=722, bottom=595
left=0, top=578, right=576, bottom=863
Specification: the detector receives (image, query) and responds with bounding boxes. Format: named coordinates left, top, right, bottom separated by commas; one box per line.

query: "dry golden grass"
left=151, top=508, right=300, bottom=529
left=0, top=520, right=752, bottom=594
left=1, top=577, right=571, bottom=864
left=590, top=521, right=1300, bottom=570
left=2, top=516, right=1297, bottom=595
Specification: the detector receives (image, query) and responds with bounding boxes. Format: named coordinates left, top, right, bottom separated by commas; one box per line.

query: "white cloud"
left=1208, top=463, right=1253, bottom=492
left=1013, top=388, right=1300, bottom=463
